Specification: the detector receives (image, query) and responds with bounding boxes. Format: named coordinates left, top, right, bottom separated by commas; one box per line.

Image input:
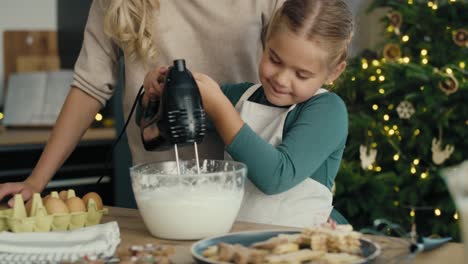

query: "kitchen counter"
left=103, top=207, right=465, bottom=263
left=0, top=127, right=115, bottom=145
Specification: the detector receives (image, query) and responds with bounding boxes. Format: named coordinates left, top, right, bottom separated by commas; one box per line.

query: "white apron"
left=227, top=84, right=333, bottom=227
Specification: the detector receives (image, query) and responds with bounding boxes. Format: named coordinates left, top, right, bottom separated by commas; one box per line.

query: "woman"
left=0, top=0, right=285, bottom=205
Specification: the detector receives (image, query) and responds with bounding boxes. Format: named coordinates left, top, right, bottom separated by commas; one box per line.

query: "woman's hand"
left=142, top=66, right=168, bottom=107
left=0, top=180, right=39, bottom=207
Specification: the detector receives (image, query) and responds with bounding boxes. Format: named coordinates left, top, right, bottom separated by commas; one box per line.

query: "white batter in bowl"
left=130, top=159, right=246, bottom=240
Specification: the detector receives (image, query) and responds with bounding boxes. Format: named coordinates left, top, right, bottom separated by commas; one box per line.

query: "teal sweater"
left=136, top=83, right=348, bottom=195
left=221, top=83, right=348, bottom=195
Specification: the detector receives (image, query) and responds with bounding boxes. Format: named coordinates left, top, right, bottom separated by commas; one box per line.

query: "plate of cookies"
left=191, top=223, right=380, bottom=264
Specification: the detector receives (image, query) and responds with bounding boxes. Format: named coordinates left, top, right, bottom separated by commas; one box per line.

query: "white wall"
left=0, top=0, right=57, bottom=106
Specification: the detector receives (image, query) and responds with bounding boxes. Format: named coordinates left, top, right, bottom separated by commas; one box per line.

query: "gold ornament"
left=387, top=11, right=403, bottom=35
left=438, top=73, right=459, bottom=95
left=383, top=43, right=401, bottom=61
left=452, top=29, right=467, bottom=47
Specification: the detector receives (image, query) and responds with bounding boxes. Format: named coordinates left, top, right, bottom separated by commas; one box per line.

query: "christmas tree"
left=334, top=0, right=468, bottom=240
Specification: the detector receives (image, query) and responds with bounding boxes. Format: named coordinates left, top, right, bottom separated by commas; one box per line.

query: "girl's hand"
left=192, top=72, right=224, bottom=117
left=142, top=66, right=168, bottom=107
left=193, top=72, right=244, bottom=145
left=327, top=217, right=337, bottom=229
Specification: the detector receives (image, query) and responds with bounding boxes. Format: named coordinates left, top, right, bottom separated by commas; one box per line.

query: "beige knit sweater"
left=72, top=0, right=284, bottom=165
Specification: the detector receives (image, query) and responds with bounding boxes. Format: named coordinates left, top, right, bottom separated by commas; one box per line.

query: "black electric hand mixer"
left=140, top=59, right=207, bottom=173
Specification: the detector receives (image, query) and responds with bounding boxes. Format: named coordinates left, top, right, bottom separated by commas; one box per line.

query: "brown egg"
left=44, top=197, right=69, bottom=214
left=66, top=197, right=86, bottom=213
left=42, top=194, right=50, bottom=204
left=82, top=192, right=103, bottom=210
left=59, top=190, right=68, bottom=201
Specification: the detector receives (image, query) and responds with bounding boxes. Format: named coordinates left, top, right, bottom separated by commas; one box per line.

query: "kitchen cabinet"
left=0, top=127, right=116, bottom=205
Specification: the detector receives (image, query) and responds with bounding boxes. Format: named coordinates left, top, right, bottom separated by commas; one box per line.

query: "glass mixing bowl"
left=130, top=159, right=246, bottom=240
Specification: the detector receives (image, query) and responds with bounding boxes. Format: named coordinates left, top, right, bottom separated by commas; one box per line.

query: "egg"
left=66, top=197, right=86, bottom=213
left=42, top=194, right=50, bottom=204
left=82, top=192, right=103, bottom=210
left=44, top=197, right=69, bottom=214
left=59, top=190, right=68, bottom=201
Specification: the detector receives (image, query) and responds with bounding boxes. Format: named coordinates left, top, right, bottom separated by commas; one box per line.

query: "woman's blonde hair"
left=104, top=0, right=159, bottom=64
left=265, top=0, right=354, bottom=69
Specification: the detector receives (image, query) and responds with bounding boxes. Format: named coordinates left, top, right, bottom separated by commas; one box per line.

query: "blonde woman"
left=0, top=0, right=285, bottom=205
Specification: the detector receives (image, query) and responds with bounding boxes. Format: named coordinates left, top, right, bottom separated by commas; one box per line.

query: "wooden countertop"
left=103, top=207, right=465, bottom=264
left=0, top=127, right=116, bottom=145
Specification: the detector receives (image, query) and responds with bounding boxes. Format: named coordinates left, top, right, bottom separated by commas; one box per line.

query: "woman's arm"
left=0, top=88, right=102, bottom=205
left=28, top=87, right=102, bottom=189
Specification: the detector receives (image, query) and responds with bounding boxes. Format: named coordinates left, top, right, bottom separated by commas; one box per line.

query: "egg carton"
left=0, top=190, right=108, bottom=232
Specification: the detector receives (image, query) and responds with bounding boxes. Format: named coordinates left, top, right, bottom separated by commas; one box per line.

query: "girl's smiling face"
left=259, top=28, right=345, bottom=106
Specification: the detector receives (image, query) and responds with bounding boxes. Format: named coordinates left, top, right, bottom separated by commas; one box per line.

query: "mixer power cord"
left=96, top=85, right=145, bottom=185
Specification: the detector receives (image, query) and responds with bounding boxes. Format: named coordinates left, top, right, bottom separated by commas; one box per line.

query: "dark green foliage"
left=334, top=0, right=467, bottom=240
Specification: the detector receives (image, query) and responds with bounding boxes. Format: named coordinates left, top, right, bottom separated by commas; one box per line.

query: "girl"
left=143, top=0, right=353, bottom=227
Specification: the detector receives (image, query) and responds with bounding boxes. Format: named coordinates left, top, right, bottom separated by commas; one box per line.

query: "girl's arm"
left=193, top=73, right=347, bottom=196
left=227, top=93, right=348, bottom=195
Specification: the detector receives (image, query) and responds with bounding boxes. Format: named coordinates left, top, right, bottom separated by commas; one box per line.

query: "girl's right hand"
left=142, top=66, right=169, bottom=107
left=0, top=181, right=37, bottom=207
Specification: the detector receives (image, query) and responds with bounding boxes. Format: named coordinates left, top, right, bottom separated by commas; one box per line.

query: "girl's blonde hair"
left=265, top=0, right=354, bottom=69
left=104, top=0, right=159, bottom=64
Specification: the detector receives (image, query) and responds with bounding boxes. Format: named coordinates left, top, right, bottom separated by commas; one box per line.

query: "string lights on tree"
left=333, top=0, right=467, bottom=240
